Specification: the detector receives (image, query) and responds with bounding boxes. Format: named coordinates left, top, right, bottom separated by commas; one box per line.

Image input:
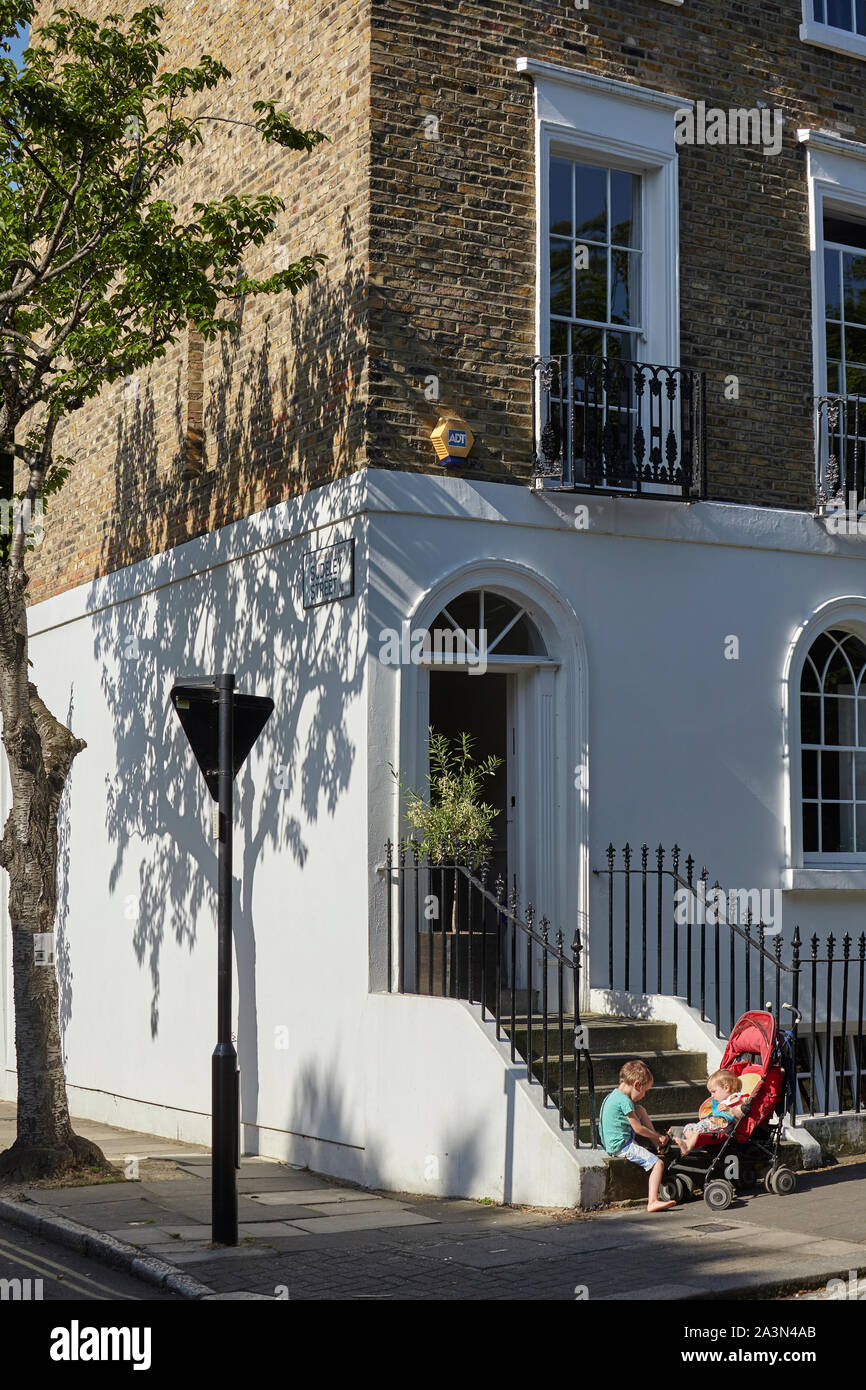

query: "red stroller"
left=659, top=1009, right=798, bottom=1210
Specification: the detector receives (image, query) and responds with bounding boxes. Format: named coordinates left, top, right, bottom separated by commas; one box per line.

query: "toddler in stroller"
left=659, top=1009, right=799, bottom=1211
left=679, top=1069, right=751, bottom=1152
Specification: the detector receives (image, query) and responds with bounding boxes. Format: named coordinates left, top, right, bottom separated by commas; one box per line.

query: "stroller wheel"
left=678, top=1173, right=695, bottom=1198
left=774, top=1166, right=796, bottom=1196
left=704, top=1179, right=734, bottom=1211
left=659, top=1177, right=682, bottom=1204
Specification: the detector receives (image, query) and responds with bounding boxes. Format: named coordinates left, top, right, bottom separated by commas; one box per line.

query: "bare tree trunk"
left=0, top=563, right=113, bottom=1180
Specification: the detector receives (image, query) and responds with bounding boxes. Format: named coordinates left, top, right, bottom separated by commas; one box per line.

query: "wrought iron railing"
left=815, top=392, right=866, bottom=512
left=384, top=841, right=598, bottom=1147
left=596, top=843, right=866, bottom=1121
left=596, top=843, right=796, bottom=1040
left=531, top=354, right=706, bottom=498
left=800, top=931, right=866, bottom=1118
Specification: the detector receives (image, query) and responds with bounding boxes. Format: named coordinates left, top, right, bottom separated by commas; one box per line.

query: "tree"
left=0, top=1, right=327, bottom=1180
left=393, top=728, right=502, bottom=864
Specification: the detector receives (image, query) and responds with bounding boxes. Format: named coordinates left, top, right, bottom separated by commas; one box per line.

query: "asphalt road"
left=0, top=1219, right=182, bottom=1301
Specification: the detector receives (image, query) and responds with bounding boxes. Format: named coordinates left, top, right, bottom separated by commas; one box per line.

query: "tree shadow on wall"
left=86, top=210, right=366, bottom=1133
left=96, top=202, right=365, bottom=582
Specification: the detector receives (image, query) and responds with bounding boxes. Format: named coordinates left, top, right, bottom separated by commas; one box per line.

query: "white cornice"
left=797, top=127, right=866, bottom=163
left=515, top=57, right=693, bottom=111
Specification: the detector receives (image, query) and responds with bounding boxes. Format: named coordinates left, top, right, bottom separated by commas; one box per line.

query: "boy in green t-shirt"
left=598, top=1059, right=678, bottom=1212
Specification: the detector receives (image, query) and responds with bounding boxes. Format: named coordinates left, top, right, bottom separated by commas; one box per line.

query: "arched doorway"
left=425, top=589, right=549, bottom=896
left=395, top=565, right=589, bottom=1007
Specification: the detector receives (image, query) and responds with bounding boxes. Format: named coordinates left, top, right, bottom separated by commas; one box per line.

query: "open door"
left=428, top=670, right=511, bottom=889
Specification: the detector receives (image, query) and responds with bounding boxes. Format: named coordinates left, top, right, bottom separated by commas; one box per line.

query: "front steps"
left=508, top=1014, right=709, bottom=1140
left=503, top=1011, right=800, bottom=1202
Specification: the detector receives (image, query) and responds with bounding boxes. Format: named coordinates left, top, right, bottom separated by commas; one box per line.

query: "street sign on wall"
left=302, top=538, right=355, bottom=609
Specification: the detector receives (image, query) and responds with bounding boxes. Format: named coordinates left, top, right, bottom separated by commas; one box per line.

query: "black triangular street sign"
left=170, top=681, right=274, bottom=801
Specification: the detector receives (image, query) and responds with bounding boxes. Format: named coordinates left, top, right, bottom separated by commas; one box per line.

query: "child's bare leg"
left=634, top=1104, right=660, bottom=1141
left=647, top=1158, right=676, bottom=1212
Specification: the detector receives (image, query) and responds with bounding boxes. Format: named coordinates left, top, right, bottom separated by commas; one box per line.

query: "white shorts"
left=616, top=1138, right=659, bottom=1172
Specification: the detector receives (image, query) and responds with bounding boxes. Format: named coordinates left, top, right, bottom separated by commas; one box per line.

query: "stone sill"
left=799, top=20, right=866, bottom=62
left=783, top=868, right=866, bottom=891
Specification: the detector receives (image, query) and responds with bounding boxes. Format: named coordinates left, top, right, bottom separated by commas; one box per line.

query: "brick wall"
left=23, top=2, right=866, bottom=601
left=366, top=0, right=864, bottom=508
left=26, top=0, right=371, bottom=603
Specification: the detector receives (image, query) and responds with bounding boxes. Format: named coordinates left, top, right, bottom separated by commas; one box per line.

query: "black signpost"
left=170, top=675, right=274, bottom=1246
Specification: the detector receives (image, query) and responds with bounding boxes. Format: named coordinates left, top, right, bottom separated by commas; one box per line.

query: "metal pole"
left=212, top=673, right=238, bottom=1245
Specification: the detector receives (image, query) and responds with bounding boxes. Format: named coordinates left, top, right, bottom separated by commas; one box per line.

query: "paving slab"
left=296, top=1198, right=412, bottom=1217
left=290, top=1211, right=438, bottom=1235
left=143, top=1196, right=268, bottom=1221
left=237, top=1222, right=309, bottom=1238
left=787, top=1240, right=866, bottom=1260
left=25, top=1184, right=143, bottom=1206
left=133, top=1179, right=213, bottom=1198
left=109, top=1226, right=180, bottom=1246
left=247, top=1188, right=383, bottom=1205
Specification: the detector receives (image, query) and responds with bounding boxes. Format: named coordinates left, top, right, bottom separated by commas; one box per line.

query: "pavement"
left=1, top=1101, right=865, bottom=1300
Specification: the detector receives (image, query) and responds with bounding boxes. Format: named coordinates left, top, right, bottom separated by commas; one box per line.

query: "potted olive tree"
left=393, top=729, right=502, bottom=996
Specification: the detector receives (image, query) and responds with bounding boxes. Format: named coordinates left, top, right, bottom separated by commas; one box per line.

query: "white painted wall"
left=1, top=467, right=863, bottom=1202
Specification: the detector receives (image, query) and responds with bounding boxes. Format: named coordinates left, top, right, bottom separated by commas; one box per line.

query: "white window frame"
left=517, top=59, right=689, bottom=371
left=799, top=627, right=866, bottom=861
left=800, top=0, right=866, bottom=62
left=799, top=129, right=866, bottom=405
left=783, top=597, right=866, bottom=887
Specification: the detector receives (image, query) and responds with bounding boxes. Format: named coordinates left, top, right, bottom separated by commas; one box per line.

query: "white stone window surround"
left=800, top=1, right=866, bottom=62
left=783, top=595, right=866, bottom=890
left=799, top=128, right=866, bottom=405
left=516, top=58, right=691, bottom=370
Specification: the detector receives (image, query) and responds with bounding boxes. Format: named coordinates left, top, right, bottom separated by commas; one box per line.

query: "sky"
left=4, top=23, right=29, bottom=67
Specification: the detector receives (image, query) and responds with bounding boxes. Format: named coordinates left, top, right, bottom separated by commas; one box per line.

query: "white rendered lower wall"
left=5, top=467, right=866, bottom=1202
left=1, top=477, right=373, bottom=1171
left=232, top=994, right=606, bottom=1207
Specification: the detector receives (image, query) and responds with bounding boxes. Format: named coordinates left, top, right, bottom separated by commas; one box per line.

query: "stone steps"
left=508, top=1015, right=680, bottom=1057
left=500, top=1011, right=714, bottom=1193
left=535, top=1049, right=709, bottom=1088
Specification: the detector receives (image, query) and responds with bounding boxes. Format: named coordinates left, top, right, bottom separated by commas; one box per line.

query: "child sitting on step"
left=598, top=1059, right=677, bottom=1213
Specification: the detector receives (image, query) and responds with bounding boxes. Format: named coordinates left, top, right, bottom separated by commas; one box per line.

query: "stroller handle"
left=782, top=1002, right=802, bottom=1025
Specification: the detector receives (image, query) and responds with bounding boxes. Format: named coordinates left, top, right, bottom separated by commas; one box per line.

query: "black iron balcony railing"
left=815, top=393, right=866, bottom=512
left=531, top=354, right=706, bottom=499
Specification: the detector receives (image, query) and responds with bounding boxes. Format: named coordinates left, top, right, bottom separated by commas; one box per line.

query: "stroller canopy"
left=721, top=1010, right=777, bottom=1075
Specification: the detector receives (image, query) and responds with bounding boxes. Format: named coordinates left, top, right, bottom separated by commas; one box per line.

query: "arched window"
left=801, top=627, right=866, bottom=854
left=424, top=589, right=547, bottom=663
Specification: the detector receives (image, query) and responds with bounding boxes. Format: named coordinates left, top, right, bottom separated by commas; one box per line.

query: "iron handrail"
left=385, top=841, right=599, bottom=1147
